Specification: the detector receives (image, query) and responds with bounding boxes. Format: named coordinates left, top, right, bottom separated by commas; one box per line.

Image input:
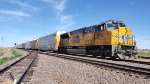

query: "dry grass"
left=0, top=49, right=6, bottom=56
left=138, top=49, right=150, bottom=57
left=0, top=50, right=22, bottom=65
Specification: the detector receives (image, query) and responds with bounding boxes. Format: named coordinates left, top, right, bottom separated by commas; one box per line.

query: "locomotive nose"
left=122, top=35, right=131, bottom=45
left=119, top=27, right=133, bottom=45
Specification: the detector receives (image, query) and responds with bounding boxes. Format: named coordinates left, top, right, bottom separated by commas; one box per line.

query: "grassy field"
left=0, top=50, right=22, bottom=65
left=0, top=51, right=4, bottom=56
left=0, top=49, right=5, bottom=56
left=138, top=49, right=150, bottom=57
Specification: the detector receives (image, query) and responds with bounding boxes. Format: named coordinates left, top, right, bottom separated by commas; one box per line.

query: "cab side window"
left=95, top=23, right=106, bottom=32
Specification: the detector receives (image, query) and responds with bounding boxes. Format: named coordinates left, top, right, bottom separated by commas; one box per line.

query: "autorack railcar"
left=31, top=40, right=39, bottom=50
left=16, top=43, right=25, bottom=49
left=38, top=31, right=65, bottom=51
left=25, top=41, right=32, bottom=50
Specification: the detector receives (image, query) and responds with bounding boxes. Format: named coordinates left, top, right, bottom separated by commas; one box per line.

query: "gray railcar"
left=38, top=34, right=55, bottom=51
left=25, top=41, right=32, bottom=50
left=31, top=40, right=38, bottom=50
left=38, top=31, right=64, bottom=51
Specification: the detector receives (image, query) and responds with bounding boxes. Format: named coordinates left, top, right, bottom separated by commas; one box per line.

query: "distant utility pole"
left=1, top=37, right=3, bottom=47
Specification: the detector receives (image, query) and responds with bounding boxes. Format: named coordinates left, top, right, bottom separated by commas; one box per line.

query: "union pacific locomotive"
left=16, top=20, right=138, bottom=60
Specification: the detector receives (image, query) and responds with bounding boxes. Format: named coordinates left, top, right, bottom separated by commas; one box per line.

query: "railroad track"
left=138, top=56, right=150, bottom=59
left=120, top=60, right=150, bottom=65
left=74, top=54, right=150, bottom=65
left=46, top=53, right=150, bottom=78
left=41, top=51, right=150, bottom=65
left=0, top=51, right=37, bottom=84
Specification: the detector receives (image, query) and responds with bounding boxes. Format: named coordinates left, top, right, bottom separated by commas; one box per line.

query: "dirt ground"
left=0, top=48, right=13, bottom=59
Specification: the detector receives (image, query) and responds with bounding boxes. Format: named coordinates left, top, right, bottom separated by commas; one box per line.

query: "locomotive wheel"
left=93, top=54, right=97, bottom=57
left=101, top=54, right=105, bottom=59
left=111, top=56, right=117, bottom=60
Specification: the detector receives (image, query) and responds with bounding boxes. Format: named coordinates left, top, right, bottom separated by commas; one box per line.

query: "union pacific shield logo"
left=122, top=35, right=131, bottom=43
left=115, top=35, right=131, bottom=43
left=72, top=35, right=80, bottom=43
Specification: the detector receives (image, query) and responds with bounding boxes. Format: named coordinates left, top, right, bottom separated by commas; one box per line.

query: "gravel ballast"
left=29, top=54, right=150, bottom=84
left=55, top=54, right=150, bottom=69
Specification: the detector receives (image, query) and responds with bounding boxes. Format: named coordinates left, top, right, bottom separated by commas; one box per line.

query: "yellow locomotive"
left=58, top=20, right=138, bottom=60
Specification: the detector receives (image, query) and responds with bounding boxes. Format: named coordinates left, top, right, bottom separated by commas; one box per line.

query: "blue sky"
left=0, top=0, right=150, bottom=49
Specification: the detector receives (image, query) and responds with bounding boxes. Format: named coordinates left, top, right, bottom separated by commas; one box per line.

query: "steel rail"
left=46, top=52, right=150, bottom=65
left=52, top=54, right=150, bottom=76
left=120, top=60, right=150, bottom=65
left=16, top=54, right=37, bottom=84
left=138, top=56, right=150, bottom=59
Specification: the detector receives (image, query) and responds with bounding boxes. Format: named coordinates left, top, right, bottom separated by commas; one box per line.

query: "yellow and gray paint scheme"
left=59, top=20, right=137, bottom=60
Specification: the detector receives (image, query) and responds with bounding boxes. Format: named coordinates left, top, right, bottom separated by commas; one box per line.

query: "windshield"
left=107, top=23, right=118, bottom=29
left=119, top=23, right=126, bottom=27
left=107, top=22, right=126, bottom=29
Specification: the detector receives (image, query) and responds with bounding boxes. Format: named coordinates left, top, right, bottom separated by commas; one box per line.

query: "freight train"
left=15, top=20, right=138, bottom=60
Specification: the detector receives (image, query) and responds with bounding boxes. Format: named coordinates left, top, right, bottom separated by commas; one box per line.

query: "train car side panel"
left=25, top=41, right=32, bottom=50
left=94, top=30, right=111, bottom=45
left=31, top=40, right=39, bottom=50
left=38, top=32, right=62, bottom=51
left=38, top=34, right=54, bottom=51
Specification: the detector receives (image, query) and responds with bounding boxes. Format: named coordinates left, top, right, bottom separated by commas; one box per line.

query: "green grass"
left=12, top=50, right=22, bottom=57
left=0, top=51, right=4, bottom=56
left=0, top=56, right=17, bottom=65
left=0, top=50, right=22, bottom=65
left=138, top=51, right=150, bottom=57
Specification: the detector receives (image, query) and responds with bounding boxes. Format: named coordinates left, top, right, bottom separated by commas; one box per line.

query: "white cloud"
left=55, top=0, right=66, bottom=15
left=57, top=15, right=75, bottom=30
left=41, top=0, right=75, bottom=30
left=60, top=15, right=72, bottom=22
left=0, top=0, right=38, bottom=21
left=7, top=0, right=38, bottom=11
left=41, top=0, right=66, bottom=16
left=0, top=9, right=30, bottom=17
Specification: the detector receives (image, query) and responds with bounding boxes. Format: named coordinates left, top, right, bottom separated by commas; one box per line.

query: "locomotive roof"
left=60, top=20, right=124, bottom=36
